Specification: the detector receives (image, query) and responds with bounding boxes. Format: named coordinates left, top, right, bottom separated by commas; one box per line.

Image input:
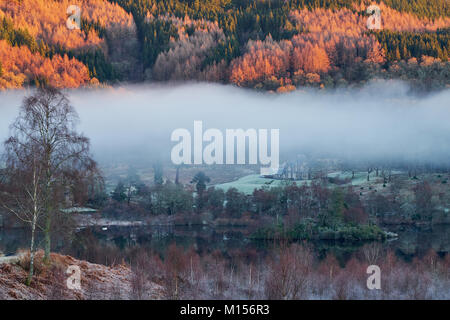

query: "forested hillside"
left=0, top=0, right=449, bottom=90
left=0, top=0, right=139, bottom=88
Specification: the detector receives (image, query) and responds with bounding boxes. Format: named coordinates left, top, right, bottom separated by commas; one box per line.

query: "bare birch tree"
left=1, top=86, right=100, bottom=263
left=0, top=141, right=46, bottom=285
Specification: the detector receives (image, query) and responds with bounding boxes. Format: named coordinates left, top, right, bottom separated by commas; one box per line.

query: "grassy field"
left=215, top=174, right=310, bottom=195
left=214, top=170, right=406, bottom=195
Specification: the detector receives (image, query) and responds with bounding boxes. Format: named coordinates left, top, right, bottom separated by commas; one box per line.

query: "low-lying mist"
left=0, top=80, right=449, bottom=168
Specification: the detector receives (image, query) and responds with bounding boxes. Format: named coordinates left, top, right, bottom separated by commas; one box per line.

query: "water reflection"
left=1, top=224, right=448, bottom=265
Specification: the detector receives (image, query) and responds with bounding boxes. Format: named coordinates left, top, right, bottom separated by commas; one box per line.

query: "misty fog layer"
left=0, top=81, right=449, bottom=166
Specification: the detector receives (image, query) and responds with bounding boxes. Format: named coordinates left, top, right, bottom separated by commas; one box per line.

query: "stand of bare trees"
left=124, top=243, right=450, bottom=300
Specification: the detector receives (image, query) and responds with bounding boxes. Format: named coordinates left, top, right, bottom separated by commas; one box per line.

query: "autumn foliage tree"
left=0, top=0, right=448, bottom=90
left=0, top=0, right=138, bottom=88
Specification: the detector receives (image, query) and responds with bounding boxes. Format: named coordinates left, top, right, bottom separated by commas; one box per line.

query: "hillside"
left=0, top=0, right=139, bottom=88
left=0, top=0, right=449, bottom=91
left=0, top=251, right=163, bottom=300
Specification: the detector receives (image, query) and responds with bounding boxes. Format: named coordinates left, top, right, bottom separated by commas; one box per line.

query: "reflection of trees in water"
left=0, top=228, right=35, bottom=255
left=1, top=224, right=449, bottom=264
left=388, top=225, right=450, bottom=259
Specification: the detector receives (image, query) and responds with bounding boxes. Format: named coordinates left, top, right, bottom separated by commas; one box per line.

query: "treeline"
left=0, top=17, right=37, bottom=50
left=110, top=0, right=449, bottom=90
left=45, top=44, right=120, bottom=82
left=0, top=15, right=117, bottom=85
left=0, top=40, right=91, bottom=88
left=373, top=28, right=449, bottom=62
left=1, top=0, right=449, bottom=89
left=104, top=168, right=442, bottom=240
left=63, top=239, right=450, bottom=300
left=111, top=0, right=359, bottom=74
left=382, top=0, right=450, bottom=19
left=13, top=241, right=450, bottom=299
left=0, top=0, right=137, bottom=88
